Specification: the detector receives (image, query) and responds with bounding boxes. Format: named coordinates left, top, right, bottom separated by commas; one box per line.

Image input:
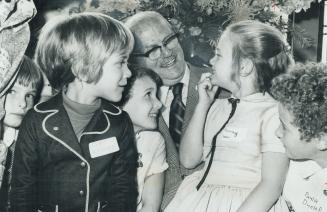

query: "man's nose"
left=161, top=45, right=172, bottom=57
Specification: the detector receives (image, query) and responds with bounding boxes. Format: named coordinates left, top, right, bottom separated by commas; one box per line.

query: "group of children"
left=0, top=10, right=326, bottom=212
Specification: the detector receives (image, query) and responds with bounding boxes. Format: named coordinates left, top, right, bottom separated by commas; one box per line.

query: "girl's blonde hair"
left=36, top=12, right=134, bottom=90
left=225, top=20, right=294, bottom=93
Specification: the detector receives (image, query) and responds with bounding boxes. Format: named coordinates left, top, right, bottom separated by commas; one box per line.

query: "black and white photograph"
left=0, top=0, right=327, bottom=211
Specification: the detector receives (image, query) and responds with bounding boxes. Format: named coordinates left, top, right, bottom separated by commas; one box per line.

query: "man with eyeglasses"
left=125, top=11, right=212, bottom=210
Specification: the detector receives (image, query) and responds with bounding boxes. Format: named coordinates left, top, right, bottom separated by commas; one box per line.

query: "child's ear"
left=74, top=73, right=88, bottom=83
left=239, top=58, right=254, bottom=77
left=315, top=136, right=327, bottom=151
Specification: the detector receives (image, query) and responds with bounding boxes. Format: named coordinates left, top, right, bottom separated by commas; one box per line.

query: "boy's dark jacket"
left=10, top=93, right=138, bottom=212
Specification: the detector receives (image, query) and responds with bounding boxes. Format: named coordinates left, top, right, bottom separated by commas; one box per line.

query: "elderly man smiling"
left=125, top=11, right=213, bottom=209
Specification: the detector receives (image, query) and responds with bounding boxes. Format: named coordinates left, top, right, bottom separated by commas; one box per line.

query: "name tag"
left=89, top=137, right=120, bottom=158
left=221, top=127, right=247, bottom=142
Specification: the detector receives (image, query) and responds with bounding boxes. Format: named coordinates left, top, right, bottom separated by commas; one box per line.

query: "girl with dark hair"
left=121, top=66, right=168, bottom=212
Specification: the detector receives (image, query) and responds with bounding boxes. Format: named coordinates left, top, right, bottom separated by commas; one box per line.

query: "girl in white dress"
left=165, top=20, right=294, bottom=212
left=121, top=66, right=168, bottom=212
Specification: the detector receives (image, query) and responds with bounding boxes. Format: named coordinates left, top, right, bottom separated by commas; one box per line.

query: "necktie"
left=169, top=83, right=185, bottom=147
left=196, top=98, right=239, bottom=190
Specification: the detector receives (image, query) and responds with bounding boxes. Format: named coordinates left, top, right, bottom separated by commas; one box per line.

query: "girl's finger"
left=200, top=73, right=212, bottom=81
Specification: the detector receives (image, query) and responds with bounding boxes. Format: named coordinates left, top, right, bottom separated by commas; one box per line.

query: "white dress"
left=165, top=93, right=289, bottom=212
left=135, top=131, right=169, bottom=211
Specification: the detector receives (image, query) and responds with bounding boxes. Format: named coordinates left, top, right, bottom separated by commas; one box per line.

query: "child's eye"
left=145, top=92, right=152, bottom=98
left=26, top=93, right=36, bottom=100
left=214, top=49, right=221, bottom=57
left=7, top=89, right=16, bottom=95
left=215, top=53, right=221, bottom=58
left=120, top=60, right=127, bottom=66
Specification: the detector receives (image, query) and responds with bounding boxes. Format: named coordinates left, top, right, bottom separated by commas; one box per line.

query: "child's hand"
left=197, top=73, right=218, bottom=109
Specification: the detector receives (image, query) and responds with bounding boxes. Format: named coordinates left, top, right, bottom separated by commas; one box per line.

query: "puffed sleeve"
left=147, top=132, right=168, bottom=176
left=261, top=105, right=285, bottom=153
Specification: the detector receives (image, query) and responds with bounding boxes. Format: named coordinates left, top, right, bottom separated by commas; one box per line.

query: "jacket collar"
left=33, top=93, right=122, bottom=155
left=34, top=92, right=122, bottom=115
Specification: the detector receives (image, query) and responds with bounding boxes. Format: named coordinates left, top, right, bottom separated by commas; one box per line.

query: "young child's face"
left=3, top=82, right=36, bottom=128
left=275, top=104, right=318, bottom=160
left=92, top=51, right=132, bottom=102
left=209, top=32, right=238, bottom=93
left=123, top=76, right=162, bottom=132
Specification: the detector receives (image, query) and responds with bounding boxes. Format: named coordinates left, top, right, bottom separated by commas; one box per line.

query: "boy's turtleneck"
left=62, top=90, right=101, bottom=141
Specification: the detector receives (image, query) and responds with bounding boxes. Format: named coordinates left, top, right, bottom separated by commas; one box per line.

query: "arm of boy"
left=139, top=173, right=164, bottom=212
left=108, top=113, right=138, bottom=212
left=179, top=73, right=218, bottom=169
left=236, top=108, right=289, bottom=212
left=10, top=112, right=38, bottom=212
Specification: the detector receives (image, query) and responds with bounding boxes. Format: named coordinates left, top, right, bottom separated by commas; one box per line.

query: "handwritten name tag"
left=221, top=127, right=247, bottom=142
left=89, top=137, right=120, bottom=158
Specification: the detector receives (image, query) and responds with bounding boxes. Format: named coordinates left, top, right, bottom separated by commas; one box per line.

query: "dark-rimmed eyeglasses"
left=132, top=33, right=180, bottom=60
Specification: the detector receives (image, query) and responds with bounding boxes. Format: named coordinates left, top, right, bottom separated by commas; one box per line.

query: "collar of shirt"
left=290, top=160, right=327, bottom=185
left=159, top=65, right=190, bottom=124
left=160, top=65, right=190, bottom=108
left=3, top=127, right=18, bottom=147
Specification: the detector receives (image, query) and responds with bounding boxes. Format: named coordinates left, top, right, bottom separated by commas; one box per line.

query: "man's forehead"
left=133, top=24, right=173, bottom=49
left=135, top=18, right=173, bottom=35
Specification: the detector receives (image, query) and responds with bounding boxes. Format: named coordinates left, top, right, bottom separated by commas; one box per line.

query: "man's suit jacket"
left=159, top=64, right=207, bottom=209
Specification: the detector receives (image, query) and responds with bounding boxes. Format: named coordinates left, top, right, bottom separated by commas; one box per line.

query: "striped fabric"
left=169, top=83, right=185, bottom=148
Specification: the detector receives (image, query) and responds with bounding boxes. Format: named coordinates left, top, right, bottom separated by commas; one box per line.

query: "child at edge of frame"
left=272, top=62, right=327, bottom=212
left=0, top=55, right=43, bottom=211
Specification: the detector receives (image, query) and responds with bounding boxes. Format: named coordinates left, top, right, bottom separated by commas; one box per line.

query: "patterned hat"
left=0, top=0, right=37, bottom=97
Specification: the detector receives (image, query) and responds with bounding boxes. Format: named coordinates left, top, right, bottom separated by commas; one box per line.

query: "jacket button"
left=79, top=190, right=84, bottom=196
left=80, top=162, right=86, bottom=167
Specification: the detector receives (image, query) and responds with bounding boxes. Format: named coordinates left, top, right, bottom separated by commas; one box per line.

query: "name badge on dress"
left=221, top=127, right=247, bottom=142
left=89, top=137, right=120, bottom=158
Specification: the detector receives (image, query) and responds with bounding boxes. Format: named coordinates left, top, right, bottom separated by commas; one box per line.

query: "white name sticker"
left=89, top=137, right=120, bottom=158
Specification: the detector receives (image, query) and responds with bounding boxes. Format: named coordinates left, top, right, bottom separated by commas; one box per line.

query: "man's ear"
left=239, top=58, right=254, bottom=77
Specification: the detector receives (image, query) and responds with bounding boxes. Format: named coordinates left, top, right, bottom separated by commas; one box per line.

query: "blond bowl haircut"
left=35, top=12, right=134, bottom=91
